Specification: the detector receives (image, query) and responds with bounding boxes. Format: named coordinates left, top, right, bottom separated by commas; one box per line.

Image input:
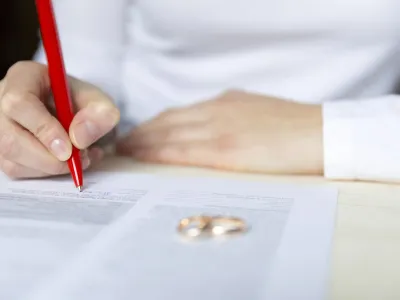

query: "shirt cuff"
left=322, top=101, right=356, bottom=179
left=322, top=95, right=400, bottom=182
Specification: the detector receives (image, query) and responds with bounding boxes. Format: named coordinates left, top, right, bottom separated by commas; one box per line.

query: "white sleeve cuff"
left=322, top=95, right=400, bottom=182
left=322, top=102, right=356, bottom=179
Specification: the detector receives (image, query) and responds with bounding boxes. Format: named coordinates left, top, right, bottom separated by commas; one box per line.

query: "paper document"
left=0, top=171, right=338, bottom=300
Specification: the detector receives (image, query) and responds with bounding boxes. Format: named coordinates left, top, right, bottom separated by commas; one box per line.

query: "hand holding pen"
left=0, top=1, right=119, bottom=186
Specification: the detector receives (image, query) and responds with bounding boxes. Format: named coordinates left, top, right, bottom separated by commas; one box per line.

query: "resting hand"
left=0, top=61, right=120, bottom=179
left=117, top=90, right=323, bottom=175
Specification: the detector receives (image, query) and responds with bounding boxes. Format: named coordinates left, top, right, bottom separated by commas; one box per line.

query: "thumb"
left=68, top=78, right=120, bottom=149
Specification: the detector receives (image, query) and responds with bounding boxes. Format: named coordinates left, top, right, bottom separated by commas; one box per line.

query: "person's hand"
left=0, top=61, right=120, bottom=179
left=116, top=90, right=323, bottom=175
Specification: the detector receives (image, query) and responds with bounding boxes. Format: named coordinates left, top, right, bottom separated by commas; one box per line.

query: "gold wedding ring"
left=177, top=215, right=248, bottom=238
left=208, top=216, right=247, bottom=236
left=177, top=215, right=214, bottom=237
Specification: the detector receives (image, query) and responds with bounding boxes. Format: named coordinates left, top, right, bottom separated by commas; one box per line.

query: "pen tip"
left=77, top=186, right=82, bottom=192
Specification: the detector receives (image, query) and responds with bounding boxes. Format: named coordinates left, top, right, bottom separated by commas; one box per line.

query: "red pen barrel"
left=35, top=0, right=83, bottom=189
left=68, top=148, right=83, bottom=189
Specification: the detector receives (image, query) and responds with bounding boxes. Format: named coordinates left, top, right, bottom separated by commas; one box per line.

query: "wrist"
left=292, top=103, right=324, bottom=175
left=307, top=104, right=324, bottom=174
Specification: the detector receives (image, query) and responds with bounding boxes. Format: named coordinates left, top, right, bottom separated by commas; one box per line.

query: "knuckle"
left=216, top=90, right=243, bottom=105
left=163, top=108, right=177, bottom=115
left=0, top=91, right=26, bottom=116
left=217, top=91, right=233, bottom=101
left=33, top=116, right=60, bottom=141
left=163, top=126, right=191, bottom=142
left=8, top=61, right=44, bottom=75
left=0, top=131, right=16, bottom=158
left=9, top=61, right=30, bottom=72
left=158, top=108, right=178, bottom=121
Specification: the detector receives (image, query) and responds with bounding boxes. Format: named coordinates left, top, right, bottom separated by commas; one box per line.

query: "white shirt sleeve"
left=33, top=0, right=128, bottom=101
left=323, top=95, right=400, bottom=182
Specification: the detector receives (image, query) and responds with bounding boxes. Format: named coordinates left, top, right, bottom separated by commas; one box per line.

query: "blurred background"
left=0, top=0, right=39, bottom=78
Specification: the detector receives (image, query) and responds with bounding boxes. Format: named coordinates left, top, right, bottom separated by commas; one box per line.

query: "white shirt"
left=34, top=0, right=400, bottom=182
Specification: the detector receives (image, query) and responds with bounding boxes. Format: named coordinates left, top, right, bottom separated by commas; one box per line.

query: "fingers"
left=0, top=156, right=50, bottom=179
left=0, top=61, right=114, bottom=181
left=115, top=122, right=223, bottom=168
left=1, top=61, right=72, bottom=161
left=116, top=103, right=215, bottom=152
left=2, top=61, right=50, bottom=99
left=69, top=93, right=120, bottom=150
left=0, top=122, right=95, bottom=179
left=0, top=150, right=94, bottom=180
left=1, top=90, right=73, bottom=161
left=129, top=141, right=233, bottom=169
left=2, top=61, right=120, bottom=158
left=121, top=132, right=251, bottom=172
left=133, top=105, right=211, bottom=134
left=117, top=123, right=215, bottom=152
left=67, top=76, right=120, bottom=149
left=0, top=117, right=90, bottom=175
left=114, top=102, right=241, bottom=170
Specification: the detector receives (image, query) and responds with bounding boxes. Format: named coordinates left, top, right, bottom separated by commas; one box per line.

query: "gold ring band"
left=177, top=215, right=247, bottom=238
left=209, top=216, right=247, bottom=236
left=177, top=215, right=213, bottom=237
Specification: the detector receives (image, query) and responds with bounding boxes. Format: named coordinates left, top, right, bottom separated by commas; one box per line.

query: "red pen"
left=35, top=0, right=83, bottom=191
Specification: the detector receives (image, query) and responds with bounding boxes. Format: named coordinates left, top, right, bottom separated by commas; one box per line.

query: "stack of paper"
left=0, top=171, right=338, bottom=300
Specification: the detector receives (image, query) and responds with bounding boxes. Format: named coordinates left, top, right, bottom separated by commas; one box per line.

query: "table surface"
left=95, top=157, right=400, bottom=300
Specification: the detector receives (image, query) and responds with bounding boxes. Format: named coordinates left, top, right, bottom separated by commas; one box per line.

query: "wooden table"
left=95, top=157, right=400, bottom=300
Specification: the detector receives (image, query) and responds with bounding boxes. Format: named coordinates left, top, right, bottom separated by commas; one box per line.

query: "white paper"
left=15, top=174, right=338, bottom=300
left=0, top=172, right=154, bottom=300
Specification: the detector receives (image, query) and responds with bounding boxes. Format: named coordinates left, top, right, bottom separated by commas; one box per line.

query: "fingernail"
left=50, top=139, right=71, bottom=161
left=73, top=121, right=99, bottom=149
left=85, top=121, right=99, bottom=138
